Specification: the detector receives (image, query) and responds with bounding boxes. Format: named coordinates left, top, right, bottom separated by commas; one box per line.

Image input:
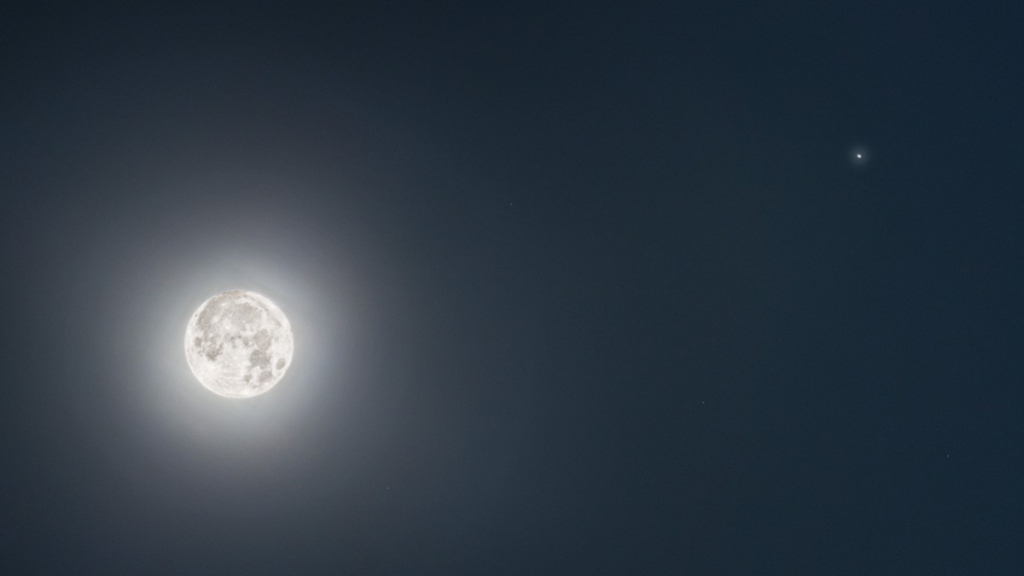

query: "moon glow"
left=184, top=290, right=294, bottom=399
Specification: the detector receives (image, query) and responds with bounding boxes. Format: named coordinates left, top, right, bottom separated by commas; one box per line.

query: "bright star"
left=850, top=146, right=870, bottom=167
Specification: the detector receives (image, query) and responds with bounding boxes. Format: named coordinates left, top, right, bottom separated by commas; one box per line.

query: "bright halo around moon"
left=184, top=290, right=294, bottom=399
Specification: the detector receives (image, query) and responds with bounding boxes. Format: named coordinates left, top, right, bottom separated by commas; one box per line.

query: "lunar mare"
left=185, top=290, right=294, bottom=399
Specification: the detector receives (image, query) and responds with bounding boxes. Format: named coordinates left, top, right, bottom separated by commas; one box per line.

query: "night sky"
left=2, top=2, right=1023, bottom=574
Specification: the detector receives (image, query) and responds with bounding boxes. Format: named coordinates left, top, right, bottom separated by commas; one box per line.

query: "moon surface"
left=185, top=290, right=294, bottom=399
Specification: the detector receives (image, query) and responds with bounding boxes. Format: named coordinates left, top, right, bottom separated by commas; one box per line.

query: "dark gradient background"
left=2, top=2, right=1023, bottom=574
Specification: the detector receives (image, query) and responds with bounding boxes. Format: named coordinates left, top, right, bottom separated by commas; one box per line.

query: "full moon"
left=184, top=290, right=294, bottom=399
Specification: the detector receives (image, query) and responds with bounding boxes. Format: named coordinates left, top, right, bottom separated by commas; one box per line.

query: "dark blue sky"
left=2, top=2, right=1023, bottom=574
